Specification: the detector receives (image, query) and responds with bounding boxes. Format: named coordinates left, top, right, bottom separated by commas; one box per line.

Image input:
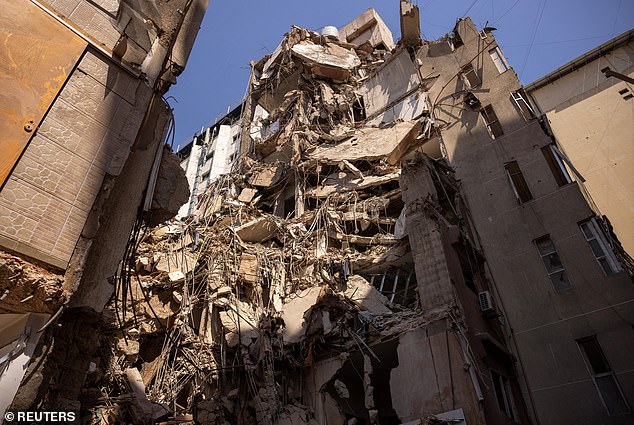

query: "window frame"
left=489, top=47, right=509, bottom=73
left=534, top=235, right=572, bottom=293
left=579, top=218, right=622, bottom=276
left=577, top=336, right=631, bottom=415
left=462, top=63, right=481, bottom=89
left=542, top=144, right=572, bottom=187
left=481, top=104, right=503, bottom=139
left=511, top=90, right=535, bottom=121
left=490, top=370, right=519, bottom=421
left=505, top=161, right=533, bottom=204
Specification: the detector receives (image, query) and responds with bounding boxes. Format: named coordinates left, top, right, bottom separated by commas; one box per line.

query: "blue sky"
left=168, top=0, right=633, bottom=149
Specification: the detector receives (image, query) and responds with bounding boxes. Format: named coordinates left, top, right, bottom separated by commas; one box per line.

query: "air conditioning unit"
left=478, top=291, right=494, bottom=314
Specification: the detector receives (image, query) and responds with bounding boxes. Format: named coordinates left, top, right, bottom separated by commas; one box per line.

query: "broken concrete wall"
left=360, top=50, right=427, bottom=126
left=390, top=325, right=484, bottom=424
left=338, top=7, right=395, bottom=51
left=147, top=147, right=191, bottom=227
left=400, top=155, right=455, bottom=311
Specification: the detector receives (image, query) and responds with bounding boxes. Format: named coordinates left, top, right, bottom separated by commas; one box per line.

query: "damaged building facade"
left=0, top=0, right=207, bottom=420
left=72, top=2, right=634, bottom=425
left=2, top=2, right=633, bottom=425
left=177, top=103, right=244, bottom=218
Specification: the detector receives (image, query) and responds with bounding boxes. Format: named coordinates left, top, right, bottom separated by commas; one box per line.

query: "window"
left=491, top=370, right=519, bottom=421
left=462, top=63, right=481, bottom=88
left=200, top=172, right=210, bottom=188
left=511, top=90, right=535, bottom=121
left=505, top=161, right=532, bottom=203
left=489, top=47, right=509, bottom=73
left=618, top=88, right=633, bottom=101
left=368, top=270, right=417, bottom=307
left=577, top=336, right=630, bottom=415
left=535, top=235, right=571, bottom=293
left=542, top=144, right=571, bottom=186
left=579, top=218, right=622, bottom=276
left=481, top=104, right=503, bottom=138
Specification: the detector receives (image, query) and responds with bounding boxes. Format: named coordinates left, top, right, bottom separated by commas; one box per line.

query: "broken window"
left=534, top=235, right=571, bottom=293
left=579, top=218, right=622, bottom=276
left=511, top=90, right=535, bottom=121
left=489, top=47, right=509, bottom=73
left=462, top=63, right=481, bottom=88
left=542, top=144, right=572, bottom=187
left=368, top=270, right=417, bottom=307
left=505, top=161, right=532, bottom=203
left=206, top=149, right=215, bottom=160
left=481, top=104, right=503, bottom=138
left=577, top=336, right=631, bottom=415
left=491, top=370, right=519, bottom=421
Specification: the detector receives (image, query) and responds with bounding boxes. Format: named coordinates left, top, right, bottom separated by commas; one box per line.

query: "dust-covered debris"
left=80, top=4, right=512, bottom=425
left=0, top=251, right=65, bottom=314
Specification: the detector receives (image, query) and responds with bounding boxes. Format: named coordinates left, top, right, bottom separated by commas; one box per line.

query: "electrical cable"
left=519, top=0, right=548, bottom=79
left=492, top=0, right=520, bottom=25
left=461, top=0, right=480, bottom=19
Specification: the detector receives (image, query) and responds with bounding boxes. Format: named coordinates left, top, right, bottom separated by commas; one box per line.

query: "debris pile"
left=86, top=7, right=485, bottom=424
left=0, top=251, right=65, bottom=314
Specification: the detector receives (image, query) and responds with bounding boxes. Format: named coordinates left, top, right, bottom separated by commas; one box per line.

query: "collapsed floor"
left=88, top=153, right=480, bottom=425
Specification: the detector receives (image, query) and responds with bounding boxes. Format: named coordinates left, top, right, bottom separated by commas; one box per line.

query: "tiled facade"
left=0, top=51, right=146, bottom=268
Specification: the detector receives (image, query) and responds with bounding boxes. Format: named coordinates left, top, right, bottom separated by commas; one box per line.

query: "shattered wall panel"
left=360, top=50, right=423, bottom=125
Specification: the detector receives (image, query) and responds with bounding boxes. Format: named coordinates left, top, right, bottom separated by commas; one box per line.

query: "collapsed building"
left=84, top=6, right=518, bottom=423
left=2, top=2, right=633, bottom=425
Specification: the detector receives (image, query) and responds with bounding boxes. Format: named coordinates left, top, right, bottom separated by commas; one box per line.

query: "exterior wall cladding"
left=525, top=30, right=634, bottom=255
left=0, top=0, right=207, bottom=416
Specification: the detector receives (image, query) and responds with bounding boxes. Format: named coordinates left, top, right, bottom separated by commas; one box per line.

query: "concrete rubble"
left=76, top=4, right=508, bottom=424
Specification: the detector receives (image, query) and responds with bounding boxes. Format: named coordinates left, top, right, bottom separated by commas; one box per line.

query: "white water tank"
left=321, top=26, right=339, bottom=39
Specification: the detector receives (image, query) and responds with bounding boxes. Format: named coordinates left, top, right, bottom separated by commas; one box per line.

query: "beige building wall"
left=526, top=32, right=634, bottom=254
